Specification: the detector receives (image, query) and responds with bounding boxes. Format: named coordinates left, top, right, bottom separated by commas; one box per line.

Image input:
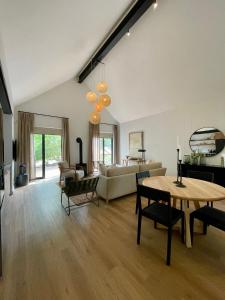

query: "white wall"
left=1, top=33, right=14, bottom=194
left=3, top=114, right=13, bottom=165
left=1, top=31, right=14, bottom=162
left=120, top=98, right=225, bottom=176
left=15, top=79, right=118, bottom=164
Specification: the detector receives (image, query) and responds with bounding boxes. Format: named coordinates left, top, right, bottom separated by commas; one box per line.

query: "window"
left=99, top=134, right=113, bottom=165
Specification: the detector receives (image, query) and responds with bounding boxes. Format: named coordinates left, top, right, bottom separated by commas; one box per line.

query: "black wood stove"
left=76, top=137, right=87, bottom=176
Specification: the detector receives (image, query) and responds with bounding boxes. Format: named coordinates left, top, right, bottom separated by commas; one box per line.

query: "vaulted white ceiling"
left=86, top=0, right=225, bottom=122
left=0, top=0, right=132, bottom=104
left=1, top=0, right=225, bottom=123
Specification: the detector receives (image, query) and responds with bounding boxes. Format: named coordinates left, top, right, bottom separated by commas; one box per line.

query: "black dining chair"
left=136, top=185, right=185, bottom=265
left=135, top=171, right=150, bottom=214
left=187, top=170, right=214, bottom=207
left=190, top=205, right=225, bottom=244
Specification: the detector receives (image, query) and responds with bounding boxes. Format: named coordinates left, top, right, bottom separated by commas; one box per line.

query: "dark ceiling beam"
left=0, top=63, right=12, bottom=115
left=77, top=0, right=155, bottom=83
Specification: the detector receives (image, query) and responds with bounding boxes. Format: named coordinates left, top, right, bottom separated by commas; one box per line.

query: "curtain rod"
left=18, top=110, right=69, bottom=119
left=100, top=122, right=117, bottom=126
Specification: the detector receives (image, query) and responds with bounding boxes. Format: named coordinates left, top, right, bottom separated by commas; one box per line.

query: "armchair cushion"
left=58, top=161, right=69, bottom=169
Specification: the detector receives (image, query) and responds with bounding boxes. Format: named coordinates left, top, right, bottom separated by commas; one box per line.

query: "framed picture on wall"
left=129, top=131, right=143, bottom=158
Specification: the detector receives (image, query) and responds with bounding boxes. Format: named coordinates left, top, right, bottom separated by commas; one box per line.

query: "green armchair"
left=61, top=176, right=99, bottom=215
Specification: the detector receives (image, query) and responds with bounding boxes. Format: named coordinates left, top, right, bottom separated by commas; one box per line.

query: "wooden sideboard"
left=181, top=163, right=225, bottom=187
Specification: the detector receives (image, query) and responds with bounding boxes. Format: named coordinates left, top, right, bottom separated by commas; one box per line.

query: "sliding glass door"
left=99, top=135, right=113, bottom=165
left=33, top=134, right=44, bottom=179
left=32, top=134, right=62, bottom=179
left=45, top=134, right=62, bottom=178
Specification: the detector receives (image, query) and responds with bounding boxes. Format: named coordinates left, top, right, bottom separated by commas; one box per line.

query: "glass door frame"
left=33, top=133, right=62, bottom=180
left=99, top=135, right=113, bottom=165
left=34, top=134, right=45, bottom=180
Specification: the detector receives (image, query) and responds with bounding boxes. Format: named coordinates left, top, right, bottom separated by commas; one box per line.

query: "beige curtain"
left=113, top=124, right=120, bottom=164
left=62, top=118, right=70, bottom=164
left=88, top=122, right=100, bottom=174
left=0, top=109, right=3, bottom=164
left=18, top=111, right=34, bottom=180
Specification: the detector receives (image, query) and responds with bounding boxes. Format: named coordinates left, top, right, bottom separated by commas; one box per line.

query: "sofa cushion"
left=99, top=164, right=107, bottom=176
left=99, top=163, right=117, bottom=176
left=106, top=165, right=139, bottom=177
left=139, top=162, right=162, bottom=172
left=150, top=168, right=167, bottom=177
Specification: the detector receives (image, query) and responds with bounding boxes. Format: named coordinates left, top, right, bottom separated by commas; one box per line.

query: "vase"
left=191, top=156, right=198, bottom=165
left=183, top=155, right=190, bottom=164
left=200, top=156, right=206, bottom=165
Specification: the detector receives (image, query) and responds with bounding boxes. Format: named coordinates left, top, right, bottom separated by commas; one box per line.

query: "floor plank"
left=1, top=179, right=225, bottom=300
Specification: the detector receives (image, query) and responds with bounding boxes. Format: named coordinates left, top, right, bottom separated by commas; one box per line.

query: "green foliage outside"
left=99, top=137, right=112, bottom=165
left=34, top=134, right=62, bottom=162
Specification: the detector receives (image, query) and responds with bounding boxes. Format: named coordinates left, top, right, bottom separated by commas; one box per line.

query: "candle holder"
left=176, top=159, right=186, bottom=188
left=173, top=148, right=180, bottom=184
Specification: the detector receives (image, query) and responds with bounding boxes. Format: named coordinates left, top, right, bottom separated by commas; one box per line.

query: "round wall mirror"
left=189, top=127, right=225, bottom=156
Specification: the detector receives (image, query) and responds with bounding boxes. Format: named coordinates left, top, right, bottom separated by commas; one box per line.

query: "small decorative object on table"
left=173, top=141, right=186, bottom=188
left=200, top=153, right=206, bottom=165
left=183, top=155, right=190, bottom=164
left=174, top=148, right=180, bottom=184
left=190, top=152, right=205, bottom=166
left=190, top=152, right=199, bottom=165
left=176, top=159, right=186, bottom=188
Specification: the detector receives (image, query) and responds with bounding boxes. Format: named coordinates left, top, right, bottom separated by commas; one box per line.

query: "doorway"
left=32, top=134, right=62, bottom=179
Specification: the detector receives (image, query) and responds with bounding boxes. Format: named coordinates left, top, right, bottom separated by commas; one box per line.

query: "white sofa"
left=97, top=162, right=166, bottom=203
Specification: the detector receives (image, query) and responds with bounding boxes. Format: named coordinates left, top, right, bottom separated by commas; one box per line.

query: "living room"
left=0, top=0, right=225, bottom=299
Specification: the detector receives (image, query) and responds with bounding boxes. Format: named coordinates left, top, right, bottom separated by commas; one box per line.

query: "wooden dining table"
left=142, top=176, right=225, bottom=248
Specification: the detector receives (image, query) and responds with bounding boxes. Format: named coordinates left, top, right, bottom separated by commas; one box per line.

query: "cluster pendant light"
left=86, top=62, right=111, bottom=124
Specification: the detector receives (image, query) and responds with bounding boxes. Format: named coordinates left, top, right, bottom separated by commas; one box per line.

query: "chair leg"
left=166, top=226, right=172, bottom=266
left=181, top=216, right=185, bottom=243
left=67, top=196, right=70, bottom=216
left=137, top=212, right=142, bottom=245
left=97, top=194, right=100, bottom=207
left=180, top=200, right=183, bottom=210
left=203, top=222, right=207, bottom=235
left=210, top=202, right=213, bottom=208
left=190, top=215, right=194, bottom=244
left=135, top=195, right=138, bottom=214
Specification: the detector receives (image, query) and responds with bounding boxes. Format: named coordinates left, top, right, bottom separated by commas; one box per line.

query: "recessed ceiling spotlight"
left=153, top=1, right=158, bottom=10
left=126, top=30, right=131, bottom=37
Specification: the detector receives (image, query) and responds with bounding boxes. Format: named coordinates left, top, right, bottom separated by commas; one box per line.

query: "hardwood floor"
left=0, top=179, right=225, bottom=300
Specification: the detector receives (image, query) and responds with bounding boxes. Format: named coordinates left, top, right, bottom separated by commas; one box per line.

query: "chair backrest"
left=187, top=170, right=214, bottom=182
left=63, top=177, right=99, bottom=197
left=137, top=184, right=173, bottom=223
left=136, top=171, right=150, bottom=186
left=137, top=184, right=171, bottom=202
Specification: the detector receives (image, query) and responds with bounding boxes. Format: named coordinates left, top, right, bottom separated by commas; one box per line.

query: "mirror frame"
left=189, top=127, right=225, bottom=157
